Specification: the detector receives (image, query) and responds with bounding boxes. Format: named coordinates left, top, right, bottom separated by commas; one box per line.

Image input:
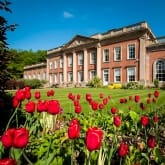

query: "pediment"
left=64, top=35, right=97, bottom=49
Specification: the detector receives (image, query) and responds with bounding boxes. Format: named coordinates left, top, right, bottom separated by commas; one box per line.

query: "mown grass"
left=18, top=88, right=165, bottom=114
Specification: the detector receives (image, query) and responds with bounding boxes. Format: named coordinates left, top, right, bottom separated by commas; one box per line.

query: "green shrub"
left=23, top=79, right=46, bottom=89
left=87, top=76, right=102, bottom=88
left=154, top=79, right=159, bottom=88
left=126, top=82, right=140, bottom=89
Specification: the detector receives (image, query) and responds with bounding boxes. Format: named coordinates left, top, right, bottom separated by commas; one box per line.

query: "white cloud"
left=63, top=11, right=74, bottom=18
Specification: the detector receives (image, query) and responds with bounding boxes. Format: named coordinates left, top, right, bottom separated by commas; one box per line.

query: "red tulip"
left=47, top=100, right=60, bottom=115
left=13, top=128, right=29, bottom=148
left=34, top=91, right=41, bottom=99
left=135, top=95, right=140, bottom=103
left=86, top=93, right=92, bottom=102
left=24, top=90, right=31, bottom=100
left=154, top=90, right=159, bottom=98
left=99, top=103, right=104, bottom=110
left=12, top=96, right=19, bottom=108
left=1, top=128, right=16, bottom=148
left=153, top=116, right=159, bottom=123
left=85, top=127, right=103, bottom=152
left=75, top=105, right=82, bottom=114
left=120, top=98, right=127, bottom=103
left=148, top=93, right=152, bottom=98
left=140, top=102, right=146, bottom=110
left=118, top=143, right=129, bottom=157
left=91, top=101, right=98, bottom=111
left=25, top=101, right=35, bottom=113
left=99, top=93, right=104, bottom=99
left=140, top=115, right=149, bottom=126
left=68, top=118, right=80, bottom=139
left=129, top=96, right=133, bottom=101
left=37, top=100, right=48, bottom=112
left=108, top=95, right=112, bottom=99
left=15, top=89, right=25, bottom=102
left=111, top=107, right=117, bottom=114
left=24, top=86, right=31, bottom=91
left=152, top=97, right=157, bottom=103
left=77, top=94, right=81, bottom=100
left=68, top=93, right=73, bottom=100
left=120, top=98, right=125, bottom=103
left=0, top=158, right=17, bottom=165
left=147, top=136, right=156, bottom=148
left=113, top=115, right=121, bottom=127
left=47, top=89, right=55, bottom=97
left=74, top=100, right=79, bottom=106
left=102, top=98, right=108, bottom=105
left=147, top=98, right=151, bottom=104
left=1, top=128, right=29, bottom=148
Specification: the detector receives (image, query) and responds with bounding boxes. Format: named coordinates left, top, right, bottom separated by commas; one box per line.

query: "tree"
left=7, top=49, right=46, bottom=79
left=0, top=0, right=17, bottom=90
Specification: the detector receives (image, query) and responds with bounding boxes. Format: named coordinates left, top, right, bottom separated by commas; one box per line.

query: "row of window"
left=49, top=44, right=136, bottom=69
left=49, top=67, right=136, bottom=84
left=24, top=72, right=46, bottom=80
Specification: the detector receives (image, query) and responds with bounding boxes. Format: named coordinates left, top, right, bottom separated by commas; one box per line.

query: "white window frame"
left=102, top=69, right=109, bottom=85
left=90, top=50, right=96, bottom=64
left=33, top=74, right=36, bottom=79
left=114, top=68, right=121, bottom=82
left=42, top=72, right=46, bottom=80
left=68, top=55, right=73, bottom=67
left=90, top=70, right=96, bottom=80
left=59, top=73, right=63, bottom=83
left=49, top=62, right=53, bottom=69
left=127, top=67, right=136, bottom=82
left=37, top=73, right=41, bottom=80
left=114, top=46, right=122, bottom=61
left=127, top=43, right=136, bottom=59
left=78, top=52, right=84, bottom=65
left=103, top=49, right=109, bottom=62
left=60, top=58, right=63, bottom=68
left=153, top=59, right=165, bottom=82
left=68, top=72, right=73, bottom=82
left=49, top=74, right=53, bottom=84
left=54, top=73, right=57, bottom=83
left=78, top=71, right=84, bottom=82
left=54, top=60, right=58, bottom=69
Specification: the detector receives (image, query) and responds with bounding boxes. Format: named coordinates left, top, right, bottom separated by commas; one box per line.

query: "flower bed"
left=0, top=87, right=165, bottom=165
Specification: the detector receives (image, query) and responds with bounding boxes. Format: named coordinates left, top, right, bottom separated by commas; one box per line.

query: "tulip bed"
left=0, top=87, right=165, bottom=165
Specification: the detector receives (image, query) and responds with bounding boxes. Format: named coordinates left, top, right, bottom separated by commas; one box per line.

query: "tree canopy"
left=8, top=49, right=46, bottom=79
left=0, top=0, right=17, bottom=90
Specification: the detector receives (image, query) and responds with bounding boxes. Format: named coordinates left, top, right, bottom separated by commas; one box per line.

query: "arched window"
left=155, top=59, right=165, bottom=81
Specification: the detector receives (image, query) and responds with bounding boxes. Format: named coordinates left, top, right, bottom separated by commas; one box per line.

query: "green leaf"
left=154, top=147, right=165, bottom=163
left=129, top=111, right=139, bottom=122
left=141, top=152, right=150, bottom=162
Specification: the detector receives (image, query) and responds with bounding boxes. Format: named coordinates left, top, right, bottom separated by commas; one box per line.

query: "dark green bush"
left=23, top=79, right=46, bottom=89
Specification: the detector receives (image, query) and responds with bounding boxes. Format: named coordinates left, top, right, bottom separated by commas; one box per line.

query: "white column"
left=63, top=53, right=67, bottom=83
left=139, top=37, right=146, bottom=85
left=72, top=52, right=77, bottom=83
left=84, top=49, right=88, bottom=82
left=46, top=58, right=50, bottom=86
left=97, top=45, right=101, bottom=78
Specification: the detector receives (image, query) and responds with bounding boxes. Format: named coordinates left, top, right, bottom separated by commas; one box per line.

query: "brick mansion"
left=23, top=21, right=165, bottom=87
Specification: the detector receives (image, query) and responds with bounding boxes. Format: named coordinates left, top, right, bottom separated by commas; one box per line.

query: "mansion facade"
left=24, top=21, right=165, bottom=87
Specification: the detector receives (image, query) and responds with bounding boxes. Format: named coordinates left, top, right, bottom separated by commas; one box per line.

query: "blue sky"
left=3, top=0, right=165, bottom=51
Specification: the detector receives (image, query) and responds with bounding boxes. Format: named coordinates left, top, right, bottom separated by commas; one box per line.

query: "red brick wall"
left=101, top=39, right=139, bottom=83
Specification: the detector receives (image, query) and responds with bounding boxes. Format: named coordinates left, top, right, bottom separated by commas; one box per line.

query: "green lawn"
left=24, top=88, right=165, bottom=114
